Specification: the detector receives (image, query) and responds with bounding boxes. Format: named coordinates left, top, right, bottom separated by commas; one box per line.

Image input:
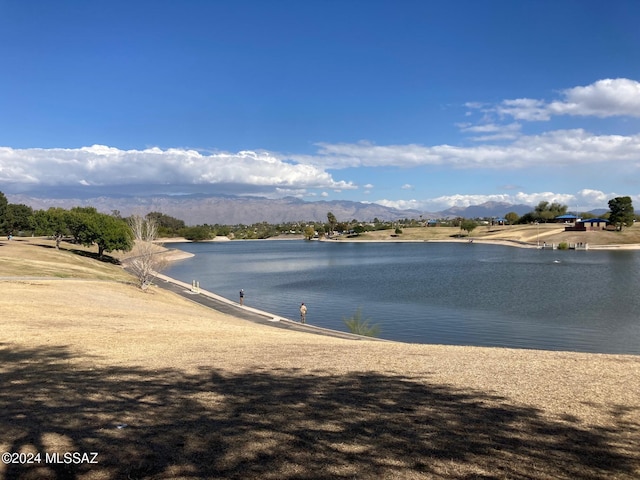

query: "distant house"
left=581, top=218, right=610, bottom=230
left=565, top=218, right=610, bottom=232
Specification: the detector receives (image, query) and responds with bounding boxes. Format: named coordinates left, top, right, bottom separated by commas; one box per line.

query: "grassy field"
left=0, top=237, right=133, bottom=280
left=1, top=237, right=639, bottom=479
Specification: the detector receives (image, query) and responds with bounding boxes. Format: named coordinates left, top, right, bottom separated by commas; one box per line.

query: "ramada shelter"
left=561, top=217, right=610, bottom=232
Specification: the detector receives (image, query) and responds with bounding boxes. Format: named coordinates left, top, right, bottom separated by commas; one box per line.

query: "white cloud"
left=509, top=192, right=577, bottom=207
left=0, top=145, right=356, bottom=193
left=576, top=188, right=609, bottom=206
left=549, top=78, right=640, bottom=118
left=464, top=102, right=486, bottom=110
left=458, top=122, right=520, bottom=134
left=375, top=199, right=424, bottom=210
left=376, top=190, right=630, bottom=212
left=467, top=78, right=640, bottom=123
left=457, top=122, right=522, bottom=141
left=497, top=98, right=551, bottom=121
left=401, top=184, right=413, bottom=190
left=292, top=129, right=640, bottom=170
left=294, top=141, right=442, bottom=169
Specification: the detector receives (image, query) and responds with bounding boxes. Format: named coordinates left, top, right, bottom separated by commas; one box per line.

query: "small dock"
left=570, top=243, right=589, bottom=250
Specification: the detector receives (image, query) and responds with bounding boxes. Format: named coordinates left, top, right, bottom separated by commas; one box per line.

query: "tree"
left=126, top=215, right=166, bottom=289
left=145, top=212, right=186, bottom=237
left=65, top=207, right=99, bottom=245
left=534, top=201, right=568, bottom=222
left=4, top=204, right=33, bottom=234
left=0, top=191, right=8, bottom=233
left=327, top=212, right=337, bottom=235
left=129, top=214, right=158, bottom=242
left=460, top=219, right=478, bottom=235
left=303, top=226, right=315, bottom=240
left=353, top=225, right=366, bottom=235
left=608, top=196, right=635, bottom=231
left=66, top=207, right=132, bottom=258
left=505, top=212, right=519, bottom=225
left=214, top=224, right=231, bottom=236
left=518, top=202, right=568, bottom=224
left=182, top=225, right=211, bottom=242
left=31, top=208, right=69, bottom=248
left=92, top=214, right=133, bottom=258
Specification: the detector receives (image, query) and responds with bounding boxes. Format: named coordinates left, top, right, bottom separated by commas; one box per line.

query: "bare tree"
left=129, top=214, right=158, bottom=242
left=125, top=215, right=166, bottom=290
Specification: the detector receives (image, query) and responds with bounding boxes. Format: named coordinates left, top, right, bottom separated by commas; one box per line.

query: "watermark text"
left=2, top=451, right=99, bottom=465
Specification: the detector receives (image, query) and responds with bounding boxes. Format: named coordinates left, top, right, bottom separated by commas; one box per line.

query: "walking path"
left=152, top=272, right=390, bottom=342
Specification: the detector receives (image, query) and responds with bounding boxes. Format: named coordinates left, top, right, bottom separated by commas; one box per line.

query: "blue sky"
left=1, top=0, right=640, bottom=212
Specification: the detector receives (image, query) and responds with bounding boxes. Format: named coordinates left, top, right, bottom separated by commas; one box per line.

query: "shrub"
left=182, top=226, right=212, bottom=242
left=343, top=308, right=381, bottom=337
left=558, top=242, right=569, bottom=250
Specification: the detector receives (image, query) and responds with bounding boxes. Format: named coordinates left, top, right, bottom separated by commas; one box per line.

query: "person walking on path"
left=239, top=289, right=245, bottom=305
left=299, top=302, right=307, bottom=323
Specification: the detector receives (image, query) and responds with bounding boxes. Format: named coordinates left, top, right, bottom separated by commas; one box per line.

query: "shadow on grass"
left=66, top=248, right=120, bottom=265
left=1, top=343, right=638, bottom=479
left=30, top=241, right=121, bottom=265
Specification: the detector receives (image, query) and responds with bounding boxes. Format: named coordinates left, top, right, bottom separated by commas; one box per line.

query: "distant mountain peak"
left=8, top=193, right=423, bottom=225
left=6, top=192, right=544, bottom=224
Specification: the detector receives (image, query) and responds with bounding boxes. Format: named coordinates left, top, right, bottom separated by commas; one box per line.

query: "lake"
left=164, top=240, right=640, bottom=355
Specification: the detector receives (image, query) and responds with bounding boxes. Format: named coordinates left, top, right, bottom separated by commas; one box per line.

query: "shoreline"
left=158, top=240, right=640, bottom=355
left=332, top=236, right=640, bottom=250
left=160, top=235, right=640, bottom=250
left=152, top=271, right=392, bottom=342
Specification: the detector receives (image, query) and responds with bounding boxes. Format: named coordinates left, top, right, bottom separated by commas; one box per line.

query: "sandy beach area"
left=1, top=238, right=639, bottom=479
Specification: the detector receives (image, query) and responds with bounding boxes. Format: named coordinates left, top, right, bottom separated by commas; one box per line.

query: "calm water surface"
left=164, top=241, right=640, bottom=355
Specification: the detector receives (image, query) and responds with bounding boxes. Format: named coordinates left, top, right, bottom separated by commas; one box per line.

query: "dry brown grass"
left=0, top=238, right=132, bottom=281
left=346, top=222, right=640, bottom=247
left=1, top=238, right=639, bottom=479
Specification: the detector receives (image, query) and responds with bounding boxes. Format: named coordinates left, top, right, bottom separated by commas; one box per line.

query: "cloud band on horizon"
left=1, top=78, right=639, bottom=211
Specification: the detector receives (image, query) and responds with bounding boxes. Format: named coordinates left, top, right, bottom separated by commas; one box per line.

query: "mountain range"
left=7, top=193, right=537, bottom=225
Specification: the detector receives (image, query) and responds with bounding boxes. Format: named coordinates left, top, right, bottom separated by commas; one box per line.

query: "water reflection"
left=165, top=241, right=640, bottom=354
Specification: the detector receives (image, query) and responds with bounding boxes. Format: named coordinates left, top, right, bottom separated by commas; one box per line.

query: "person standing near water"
left=300, top=302, right=307, bottom=323
left=239, top=289, right=245, bottom=305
